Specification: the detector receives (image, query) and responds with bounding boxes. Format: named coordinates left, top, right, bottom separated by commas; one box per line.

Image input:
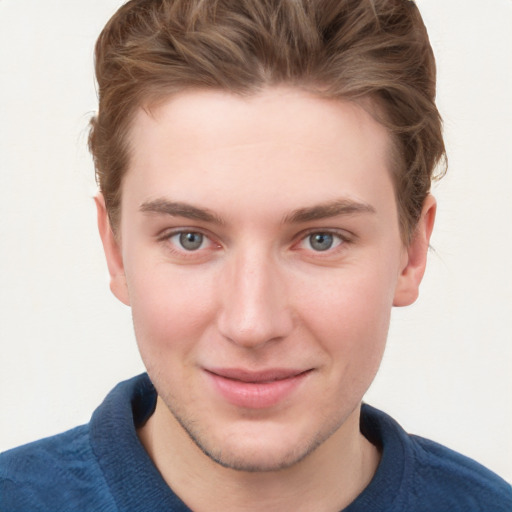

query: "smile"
left=204, top=368, right=312, bottom=409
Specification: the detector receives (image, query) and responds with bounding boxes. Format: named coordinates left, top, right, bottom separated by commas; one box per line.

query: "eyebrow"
left=139, top=197, right=375, bottom=225
left=283, top=199, right=376, bottom=223
left=140, top=199, right=225, bottom=225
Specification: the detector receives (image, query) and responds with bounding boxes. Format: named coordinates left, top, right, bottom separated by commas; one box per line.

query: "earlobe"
left=393, top=195, right=437, bottom=307
left=95, top=194, right=131, bottom=306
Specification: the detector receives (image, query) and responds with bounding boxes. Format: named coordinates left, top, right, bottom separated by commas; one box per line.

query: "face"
left=98, top=87, right=433, bottom=472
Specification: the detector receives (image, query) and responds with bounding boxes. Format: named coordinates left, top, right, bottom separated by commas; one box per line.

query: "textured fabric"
left=1, top=374, right=511, bottom=511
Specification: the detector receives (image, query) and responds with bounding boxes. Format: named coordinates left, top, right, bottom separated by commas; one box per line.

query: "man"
left=1, top=0, right=511, bottom=510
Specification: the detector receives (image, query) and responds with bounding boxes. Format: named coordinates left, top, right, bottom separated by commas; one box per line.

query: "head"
left=91, top=0, right=444, bottom=473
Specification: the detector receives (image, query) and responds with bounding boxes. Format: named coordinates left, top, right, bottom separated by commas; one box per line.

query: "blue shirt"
left=1, top=374, right=511, bottom=511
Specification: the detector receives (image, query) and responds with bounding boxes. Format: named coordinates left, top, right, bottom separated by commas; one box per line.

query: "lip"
left=204, top=367, right=312, bottom=409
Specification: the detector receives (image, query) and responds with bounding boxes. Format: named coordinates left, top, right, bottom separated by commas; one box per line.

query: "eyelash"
left=157, top=228, right=352, bottom=257
left=294, top=229, right=352, bottom=254
left=157, top=228, right=219, bottom=256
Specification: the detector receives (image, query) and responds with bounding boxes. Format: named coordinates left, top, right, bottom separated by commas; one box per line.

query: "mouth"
left=204, top=367, right=312, bottom=409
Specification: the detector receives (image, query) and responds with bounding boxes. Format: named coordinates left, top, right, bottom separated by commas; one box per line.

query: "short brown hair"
left=89, top=0, right=446, bottom=243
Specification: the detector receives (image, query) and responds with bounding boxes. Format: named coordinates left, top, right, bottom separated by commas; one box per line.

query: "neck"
left=138, top=398, right=380, bottom=512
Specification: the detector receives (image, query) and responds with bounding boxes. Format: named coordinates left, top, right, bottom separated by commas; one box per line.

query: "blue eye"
left=175, top=232, right=204, bottom=251
left=302, top=232, right=345, bottom=252
left=309, top=233, right=334, bottom=251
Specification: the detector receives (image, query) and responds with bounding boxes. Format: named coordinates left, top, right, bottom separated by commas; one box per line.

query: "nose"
left=216, top=248, right=294, bottom=349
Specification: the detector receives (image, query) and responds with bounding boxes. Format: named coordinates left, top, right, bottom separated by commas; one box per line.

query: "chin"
left=170, top=404, right=345, bottom=473
left=194, top=432, right=323, bottom=473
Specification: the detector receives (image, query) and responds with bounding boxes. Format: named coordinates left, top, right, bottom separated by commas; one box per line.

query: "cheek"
left=126, top=262, right=217, bottom=358
left=298, top=263, right=397, bottom=368
left=302, top=282, right=392, bottom=407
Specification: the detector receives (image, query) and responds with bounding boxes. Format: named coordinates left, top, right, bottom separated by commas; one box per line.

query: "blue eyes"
left=178, top=232, right=204, bottom=251
left=306, top=233, right=337, bottom=251
left=296, top=232, right=344, bottom=252
left=170, top=231, right=208, bottom=251
left=167, top=230, right=345, bottom=253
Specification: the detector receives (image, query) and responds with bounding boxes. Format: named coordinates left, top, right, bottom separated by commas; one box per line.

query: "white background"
left=1, top=0, right=511, bottom=483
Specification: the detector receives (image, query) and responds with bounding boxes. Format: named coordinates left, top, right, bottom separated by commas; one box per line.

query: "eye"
left=308, top=233, right=334, bottom=251
left=170, top=231, right=208, bottom=251
left=158, top=228, right=221, bottom=261
left=300, top=232, right=345, bottom=252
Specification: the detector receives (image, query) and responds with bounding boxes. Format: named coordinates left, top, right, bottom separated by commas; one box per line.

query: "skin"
left=97, top=87, right=436, bottom=511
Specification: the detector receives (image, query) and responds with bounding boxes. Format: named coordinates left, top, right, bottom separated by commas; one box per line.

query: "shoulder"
left=360, top=405, right=512, bottom=512
left=0, top=374, right=157, bottom=512
left=407, top=434, right=512, bottom=510
left=0, top=425, right=116, bottom=512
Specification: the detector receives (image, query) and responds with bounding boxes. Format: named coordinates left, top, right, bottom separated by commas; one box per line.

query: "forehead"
left=123, top=87, right=395, bottom=222
left=132, top=88, right=389, bottom=159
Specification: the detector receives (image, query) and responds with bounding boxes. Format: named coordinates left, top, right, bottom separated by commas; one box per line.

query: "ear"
left=95, top=194, right=131, bottom=306
left=393, top=194, right=436, bottom=307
